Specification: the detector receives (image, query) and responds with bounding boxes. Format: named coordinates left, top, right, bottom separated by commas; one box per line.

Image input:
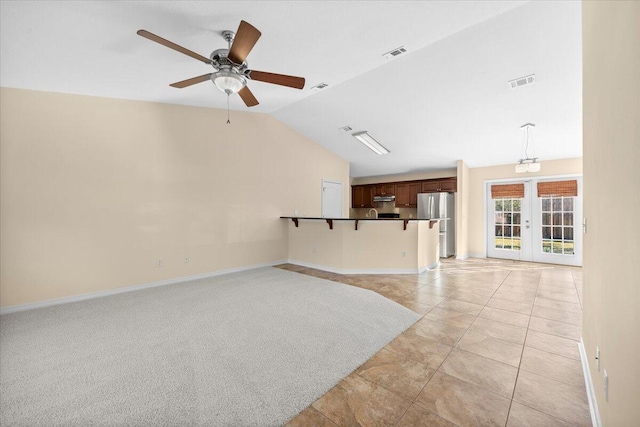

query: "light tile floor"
left=279, top=258, right=590, bottom=427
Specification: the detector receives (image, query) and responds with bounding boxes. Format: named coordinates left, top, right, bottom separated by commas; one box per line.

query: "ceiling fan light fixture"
left=212, top=71, right=246, bottom=95
left=352, top=131, right=390, bottom=155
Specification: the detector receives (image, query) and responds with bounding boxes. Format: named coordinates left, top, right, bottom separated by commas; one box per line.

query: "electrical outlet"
left=596, top=346, right=600, bottom=371
left=603, top=370, right=609, bottom=401
left=402, top=250, right=407, bottom=257
left=312, top=246, right=316, bottom=254
left=156, top=259, right=163, bottom=268
left=184, top=256, right=189, bottom=264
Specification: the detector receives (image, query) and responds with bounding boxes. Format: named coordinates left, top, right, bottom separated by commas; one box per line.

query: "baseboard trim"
left=468, top=253, right=486, bottom=259
left=455, top=254, right=469, bottom=260
left=579, top=339, right=602, bottom=427
left=286, top=259, right=438, bottom=275
left=0, top=260, right=288, bottom=315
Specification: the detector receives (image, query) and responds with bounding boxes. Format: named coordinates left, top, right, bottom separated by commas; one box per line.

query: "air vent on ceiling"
left=311, top=82, right=329, bottom=90
left=508, top=74, right=536, bottom=89
left=383, top=46, right=407, bottom=60
left=339, top=125, right=353, bottom=132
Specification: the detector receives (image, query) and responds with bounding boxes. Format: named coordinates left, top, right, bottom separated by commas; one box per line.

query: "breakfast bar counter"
left=281, top=217, right=445, bottom=274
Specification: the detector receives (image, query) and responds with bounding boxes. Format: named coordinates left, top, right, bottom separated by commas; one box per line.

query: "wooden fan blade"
left=170, top=74, right=213, bottom=88
left=227, top=21, right=261, bottom=64
left=137, top=29, right=211, bottom=64
left=238, top=86, right=259, bottom=107
left=248, top=70, right=305, bottom=90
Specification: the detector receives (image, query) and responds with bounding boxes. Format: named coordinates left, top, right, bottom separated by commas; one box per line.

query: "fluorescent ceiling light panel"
left=352, top=131, right=390, bottom=155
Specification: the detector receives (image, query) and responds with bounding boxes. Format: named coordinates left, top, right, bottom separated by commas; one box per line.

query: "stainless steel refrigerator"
left=417, top=192, right=456, bottom=258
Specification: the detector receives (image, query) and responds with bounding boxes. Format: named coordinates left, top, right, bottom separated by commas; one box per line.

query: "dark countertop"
left=280, top=216, right=449, bottom=230
left=280, top=217, right=449, bottom=221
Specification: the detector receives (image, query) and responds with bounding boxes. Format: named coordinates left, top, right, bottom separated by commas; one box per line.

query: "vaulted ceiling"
left=0, top=1, right=582, bottom=177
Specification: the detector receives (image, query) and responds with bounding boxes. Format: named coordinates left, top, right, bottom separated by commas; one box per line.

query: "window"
left=541, top=196, right=574, bottom=255
left=494, top=198, right=522, bottom=251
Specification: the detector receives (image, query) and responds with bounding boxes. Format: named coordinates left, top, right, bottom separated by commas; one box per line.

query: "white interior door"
left=487, top=181, right=532, bottom=261
left=322, top=180, right=343, bottom=218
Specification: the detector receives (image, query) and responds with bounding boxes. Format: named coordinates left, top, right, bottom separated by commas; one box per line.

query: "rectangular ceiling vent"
left=311, top=82, right=329, bottom=90
left=383, top=46, right=407, bottom=60
left=339, top=125, right=353, bottom=132
left=508, top=74, right=536, bottom=89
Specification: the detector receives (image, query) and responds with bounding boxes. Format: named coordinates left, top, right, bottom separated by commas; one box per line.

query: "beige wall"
left=0, top=88, right=349, bottom=308
left=466, top=158, right=583, bottom=257
left=456, top=160, right=470, bottom=259
left=351, top=168, right=457, bottom=186
left=582, top=1, right=640, bottom=425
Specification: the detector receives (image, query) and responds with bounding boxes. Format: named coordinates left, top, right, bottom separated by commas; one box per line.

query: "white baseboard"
left=286, top=259, right=438, bottom=275
left=468, top=253, right=486, bottom=259
left=455, top=254, right=469, bottom=260
left=0, top=260, right=288, bottom=315
left=579, top=339, right=602, bottom=427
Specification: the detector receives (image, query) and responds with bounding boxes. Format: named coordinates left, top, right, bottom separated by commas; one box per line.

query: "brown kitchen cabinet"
left=373, top=184, right=395, bottom=196
left=352, top=177, right=456, bottom=209
left=395, top=183, right=421, bottom=207
left=421, top=178, right=457, bottom=193
left=352, top=185, right=373, bottom=208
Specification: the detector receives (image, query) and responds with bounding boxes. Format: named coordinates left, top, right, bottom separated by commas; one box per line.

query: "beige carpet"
left=0, top=267, right=419, bottom=426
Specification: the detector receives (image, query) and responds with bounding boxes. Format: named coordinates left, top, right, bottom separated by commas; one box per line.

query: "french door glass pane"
left=564, top=227, right=574, bottom=241
left=564, top=241, right=575, bottom=255
left=553, top=227, right=562, bottom=239
left=513, top=200, right=521, bottom=211
left=563, top=198, right=574, bottom=211
left=541, top=196, right=576, bottom=257
left=564, top=213, right=574, bottom=226
left=513, top=238, right=521, bottom=250
left=494, top=197, right=522, bottom=251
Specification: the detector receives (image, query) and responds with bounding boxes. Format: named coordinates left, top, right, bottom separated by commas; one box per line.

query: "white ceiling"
left=0, top=1, right=582, bottom=177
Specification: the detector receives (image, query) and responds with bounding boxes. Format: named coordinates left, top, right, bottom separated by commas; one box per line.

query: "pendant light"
left=516, top=123, right=540, bottom=173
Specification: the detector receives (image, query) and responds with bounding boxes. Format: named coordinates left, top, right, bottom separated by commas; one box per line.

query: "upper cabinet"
left=421, top=178, right=457, bottom=193
left=373, top=184, right=395, bottom=196
left=352, top=177, right=456, bottom=208
left=352, top=185, right=373, bottom=208
left=395, top=182, right=421, bottom=207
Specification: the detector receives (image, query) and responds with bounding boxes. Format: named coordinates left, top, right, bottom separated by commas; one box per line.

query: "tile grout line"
left=407, top=268, right=518, bottom=426
left=504, top=268, right=540, bottom=426
left=289, top=262, right=584, bottom=427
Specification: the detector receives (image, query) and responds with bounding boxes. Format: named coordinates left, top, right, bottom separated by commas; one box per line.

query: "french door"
left=487, top=182, right=532, bottom=261
left=486, top=177, right=582, bottom=266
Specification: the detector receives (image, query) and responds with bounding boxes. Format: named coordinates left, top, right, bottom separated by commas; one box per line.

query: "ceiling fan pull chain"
left=226, top=94, right=231, bottom=124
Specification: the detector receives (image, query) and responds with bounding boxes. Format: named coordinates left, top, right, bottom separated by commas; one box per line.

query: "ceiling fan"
left=137, top=20, right=305, bottom=108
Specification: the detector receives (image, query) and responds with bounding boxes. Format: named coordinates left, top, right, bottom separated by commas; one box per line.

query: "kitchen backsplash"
left=350, top=202, right=417, bottom=219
